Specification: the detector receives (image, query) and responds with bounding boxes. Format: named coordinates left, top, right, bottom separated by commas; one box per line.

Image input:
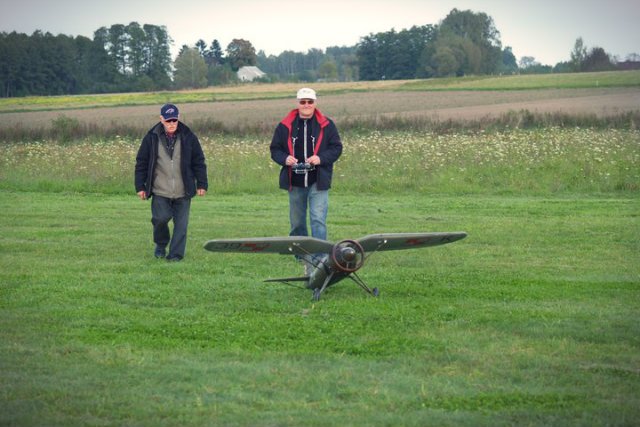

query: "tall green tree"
left=50, top=33, right=80, bottom=94
left=93, top=23, right=172, bottom=90
left=429, top=45, right=461, bottom=77
left=141, top=24, right=172, bottom=89
left=582, top=47, right=614, bottom=71
left=75, top=34, right=119, bottom=93
left=173, top=47, right=207, bottom=89
left=0, top=32, right=27, bottom=96
left=226, top=38, right=256, bottom=71
left=195, top=39, right=207, bottom=57
left=208, top=63, right=237, bottom=86
left=318, top=60, right=338, bottom=80
left=106, top=24, right=128, bottom=75
left=209, top=39, right=224, bottom=66
left=356, top=34, right=379, bottom=80
left=304, top=48, right=324, bottom=71
left=376, top=30, right=397, bottom=79
left=519, top=56, right=538, bottom=69
left=570, top=37, right=587, bottom=72
left=326, top=46, right=358, bottom=81
left=357, top=25, right=436, bottom=80
left=24, top=31, right=77, bottom=95
left=126, top=22, right=146, bottom=77
left=500, top=46, right=518, bottom=74
left=194, top=38, right=230, bottom=85
left=431, top=8, right=503, bottom=76
left=92, top=27, right=123, bottom=91
left=429, top=34, right=482, bottom=76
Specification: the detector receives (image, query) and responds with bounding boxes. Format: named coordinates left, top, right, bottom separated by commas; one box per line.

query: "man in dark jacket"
left=270, top=88, right=342, bottom=270
left=135, top=104, right=208, bottom=261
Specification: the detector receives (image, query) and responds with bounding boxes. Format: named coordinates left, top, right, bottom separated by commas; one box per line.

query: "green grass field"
left=1, top=73, right=640, bottom=425
left=1, top=191, right=639, bottom=426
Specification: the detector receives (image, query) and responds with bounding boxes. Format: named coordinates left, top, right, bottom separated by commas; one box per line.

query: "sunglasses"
left=298, top=100, right=315, bottom=105
left=164, top=119, right=178, bottom=123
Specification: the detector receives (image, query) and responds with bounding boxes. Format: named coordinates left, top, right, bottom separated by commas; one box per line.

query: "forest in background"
left=1, top=8, right=636, bottom=97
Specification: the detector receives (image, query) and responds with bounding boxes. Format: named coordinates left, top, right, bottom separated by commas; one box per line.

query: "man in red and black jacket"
left=270, top=88, right=343, bottom=260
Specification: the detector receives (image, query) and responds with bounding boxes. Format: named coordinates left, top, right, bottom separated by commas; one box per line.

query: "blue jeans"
left=288, top=183, right=329, bottom=241
left=151, top=195, right=191, bottom=259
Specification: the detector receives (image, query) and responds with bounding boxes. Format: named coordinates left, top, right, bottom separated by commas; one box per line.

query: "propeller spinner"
left=331, top=239, right=365, bottom=273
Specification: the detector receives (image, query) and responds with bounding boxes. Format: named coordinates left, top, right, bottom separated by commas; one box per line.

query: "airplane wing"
left=203, top=236, right=334, bottom=256
left=356, top=232, right=467, bottom=252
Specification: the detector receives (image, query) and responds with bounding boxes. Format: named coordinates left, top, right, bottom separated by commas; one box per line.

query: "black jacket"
left=270, top=109, right=342, bottom=191
left=135, top=122, right=208, bottom=199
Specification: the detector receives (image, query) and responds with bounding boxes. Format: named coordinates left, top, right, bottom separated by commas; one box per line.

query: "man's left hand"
left=306, top=155, right=321, bottom=166
left=197, top=189, right=207, bottom=196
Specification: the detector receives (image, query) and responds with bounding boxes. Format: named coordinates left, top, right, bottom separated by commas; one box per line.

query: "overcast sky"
left=1, top=0, right=638, bottom=65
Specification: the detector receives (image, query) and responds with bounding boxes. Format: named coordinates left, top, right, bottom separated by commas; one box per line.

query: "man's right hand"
left=137, top=191, right=147, bottom=200
left=285, top=155, right=298, bottom=166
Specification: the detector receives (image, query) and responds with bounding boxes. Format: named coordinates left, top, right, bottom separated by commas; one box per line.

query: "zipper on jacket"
left=303, top=119, right=308, bottom=187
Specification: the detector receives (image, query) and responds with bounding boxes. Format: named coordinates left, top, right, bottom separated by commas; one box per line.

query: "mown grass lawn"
left=1, top=189, right=638, bottom=426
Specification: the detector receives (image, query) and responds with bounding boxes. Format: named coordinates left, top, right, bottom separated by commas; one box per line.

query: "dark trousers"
left=151, top=195, right=191, bottom=259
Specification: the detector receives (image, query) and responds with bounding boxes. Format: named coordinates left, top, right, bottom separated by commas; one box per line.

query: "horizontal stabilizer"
left=264, top=276, right=309, bottom=283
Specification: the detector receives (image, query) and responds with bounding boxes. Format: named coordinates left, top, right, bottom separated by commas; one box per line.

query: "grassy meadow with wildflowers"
left=1, top=73, right=639, bottom=426
left=2, top=127, right=637, bottom=195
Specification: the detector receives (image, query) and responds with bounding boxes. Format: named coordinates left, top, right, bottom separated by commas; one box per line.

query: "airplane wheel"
left=313, top=289, right=321, bottom=301
left=373, top=288, right=379, bottom=297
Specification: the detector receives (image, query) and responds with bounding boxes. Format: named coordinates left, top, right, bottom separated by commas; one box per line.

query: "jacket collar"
left=280, top=108, right=329, bottom=129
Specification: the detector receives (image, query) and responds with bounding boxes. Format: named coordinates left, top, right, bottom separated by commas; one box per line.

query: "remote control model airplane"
left=203, top=232, right=467, bottom=301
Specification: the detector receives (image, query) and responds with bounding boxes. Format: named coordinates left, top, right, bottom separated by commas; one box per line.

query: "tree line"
left=172, top=39, right=360, bottom=87
left=0, top=23, right=174, bottom=97
left=1, top=8, right=633, bottom=97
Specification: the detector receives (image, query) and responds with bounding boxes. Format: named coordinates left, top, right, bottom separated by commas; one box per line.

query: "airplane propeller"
left=331, top=239, right=365, bottom=273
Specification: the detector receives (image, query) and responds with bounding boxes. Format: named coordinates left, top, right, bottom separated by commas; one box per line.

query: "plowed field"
left=2, top=87, right=638, bottom=131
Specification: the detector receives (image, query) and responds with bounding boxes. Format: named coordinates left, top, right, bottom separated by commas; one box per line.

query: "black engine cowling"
left=331, top=239, right=365, bottom=273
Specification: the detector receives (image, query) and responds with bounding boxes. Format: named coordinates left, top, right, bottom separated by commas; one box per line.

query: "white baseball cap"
left=296, top=87, right=317, bottom=100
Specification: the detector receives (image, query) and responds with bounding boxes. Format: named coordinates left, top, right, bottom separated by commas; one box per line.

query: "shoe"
left=166, top=255, right=183, bottom=262
left=154, top=246, right=166, bottom=258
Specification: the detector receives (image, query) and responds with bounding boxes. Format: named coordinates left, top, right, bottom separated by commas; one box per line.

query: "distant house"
left=237, top=66, right=266, bottom=82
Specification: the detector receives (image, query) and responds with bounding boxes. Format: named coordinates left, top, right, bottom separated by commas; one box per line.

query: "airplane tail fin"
left=263, top=276, right=310, bottom=290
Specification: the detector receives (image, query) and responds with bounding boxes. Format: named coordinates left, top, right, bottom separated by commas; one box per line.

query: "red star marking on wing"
left=243, top=243, right=270, bottom=252
left=405, top=238, right=429, bottom=246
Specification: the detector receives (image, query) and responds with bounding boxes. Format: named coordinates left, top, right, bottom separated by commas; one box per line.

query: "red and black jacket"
left=270, top=109, right=343, bottom=191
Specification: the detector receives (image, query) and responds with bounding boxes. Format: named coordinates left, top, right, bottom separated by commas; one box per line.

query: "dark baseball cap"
left=160, top=103, right=179, bottom=120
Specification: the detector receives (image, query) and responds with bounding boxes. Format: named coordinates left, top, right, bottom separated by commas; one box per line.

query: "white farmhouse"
left=237, top=66, right=266, bottom=82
